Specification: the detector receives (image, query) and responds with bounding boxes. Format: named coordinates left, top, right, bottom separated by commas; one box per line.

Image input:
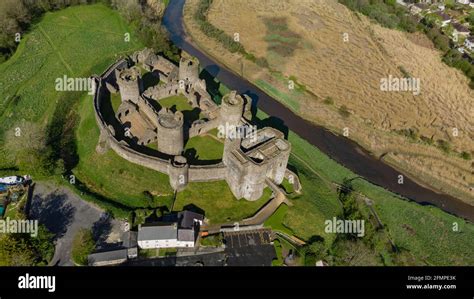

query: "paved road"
left=28, top=182, right=124, bottom=266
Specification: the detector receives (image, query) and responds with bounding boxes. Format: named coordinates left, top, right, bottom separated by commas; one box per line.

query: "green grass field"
left=0, top=4, right=175, bottom=213
left=255, top=109, right=474, bottom=265
left=184, top=135, right=224, bottom=162
left=173, top=181, right=273, bottom=224
left=264, top=204, right=293, bottom=236
left=158, top=95, right=193, bottom=111
left=290, top=132, right=474, bottom=264
left=255, top=79, right=301, bottom=113
left=283, top=156, right=342, bottom=244
left=110, top=92, right=122, bottom=113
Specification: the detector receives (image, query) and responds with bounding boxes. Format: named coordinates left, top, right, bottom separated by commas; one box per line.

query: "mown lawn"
left=173, top=181, right=273, bottom=224
left=158, top=95, right=193, bottom=111
left=184, top=135, right=224, bottom=162
left=264, top=204, right=294, bottom=236
left=110, top=92, right=122, bottom=113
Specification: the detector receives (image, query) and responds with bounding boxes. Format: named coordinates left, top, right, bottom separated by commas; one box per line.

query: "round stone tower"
left=178, top=57, right=199, bottom=84
left=116, top=66, right=142, bottom=104
left=220, top=91, right=244, bottom=127
left=157, top=108, right=184, bottom=156
left=168, top=156, right=189, bottom=191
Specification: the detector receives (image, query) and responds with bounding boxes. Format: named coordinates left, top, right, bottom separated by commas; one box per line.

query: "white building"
left=410, top=3, right=429, bottom=15
left=435, top=12, right=452, bottom=27
left=452, top=23, right=471, bottom=39
left=465, top=36, right=474, bottom=51
left=137, top=211, right=204, bottom=249
left=456, top=0, right=470, bottom=5
left=138, top=223, right=181, bottom=249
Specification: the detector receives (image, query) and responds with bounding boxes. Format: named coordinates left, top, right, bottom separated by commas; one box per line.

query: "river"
left=162, top=0, right=474, bottom=222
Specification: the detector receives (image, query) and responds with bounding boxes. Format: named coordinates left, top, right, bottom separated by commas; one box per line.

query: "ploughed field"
left=184, top=0, right=474, bottom=204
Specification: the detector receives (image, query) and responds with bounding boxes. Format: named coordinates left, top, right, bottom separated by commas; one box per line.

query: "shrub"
left=460, top=151, right=472, bottom=160
left=323, top=97, right=334, bottom=105
left=437, top=139, right=451, bottom=154
left=396, top=128, right=419, bottom=142
left=420, top=135, right=434, bottom=145
left=71, top=228, right=95, bottom=266
left=339, top=105, right=350, bottom=118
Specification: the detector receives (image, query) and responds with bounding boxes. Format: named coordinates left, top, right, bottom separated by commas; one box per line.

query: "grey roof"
left=414, top=3, right=428, bottom=9
left=435, top=12, right=451, bottom=21
left=122, top=231, right=138, bottom=248
left=452, top=22, right=469, bottom=32
left=178, top=229, right=195, bottom=242
left=88, top=249, right=128, bottom=264
left=138, top=223, right=177, bottom=241
left=178, top=211, right=204, bottom=229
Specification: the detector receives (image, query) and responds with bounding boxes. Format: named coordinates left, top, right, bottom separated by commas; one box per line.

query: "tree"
left=0, top=235, right=37, bottom=266
left=4, top=121, right=55, bottom=175
left=303, top=239, right=327, bottom=266
left=0, top=225, right=54, bottom=266
left=29, top=225, right=55, bottom=265
left=71, top=228, right=95, bottom=265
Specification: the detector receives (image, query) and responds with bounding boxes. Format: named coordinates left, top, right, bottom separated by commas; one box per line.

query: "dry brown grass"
left=184, top=0, right=474, bottom=204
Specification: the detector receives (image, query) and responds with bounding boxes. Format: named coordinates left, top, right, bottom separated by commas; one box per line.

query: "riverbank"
left=180, top=0, right=473, bottom=206
left=162, top=0, right=474, bottom=222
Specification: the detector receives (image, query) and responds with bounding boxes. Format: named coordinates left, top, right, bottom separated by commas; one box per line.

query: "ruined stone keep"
left=92, top=48, right=293, bottom=201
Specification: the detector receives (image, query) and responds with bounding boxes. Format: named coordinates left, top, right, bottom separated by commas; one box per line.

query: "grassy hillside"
left=0, top=4, right=177, bottom=216
left=255, top=108, right=474, bottom=265
left=0, top=4, right=143, bottom=169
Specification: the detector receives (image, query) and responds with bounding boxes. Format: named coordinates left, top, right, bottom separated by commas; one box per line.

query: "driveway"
left=28, top=182, right=125, bottom=266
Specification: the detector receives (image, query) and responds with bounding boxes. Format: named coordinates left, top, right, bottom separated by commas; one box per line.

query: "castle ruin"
left=92, top=49, right=293, bottom=201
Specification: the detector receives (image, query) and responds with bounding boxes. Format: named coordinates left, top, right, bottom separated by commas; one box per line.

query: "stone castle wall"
left=93, top=51, right=296, bottom=201
left=93, top=58, right=228, bottom=191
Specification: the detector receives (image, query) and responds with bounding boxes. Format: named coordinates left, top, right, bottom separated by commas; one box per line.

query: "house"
left=465, top=36, right=474, bottom=51
left=396, top=0, right=409, bottom=7
left=456, top=0, right=470, bottom=5
left=122, top=231, right=138, bottom=258
left=137, top=211, right=204, bottom=249
left=177, top=210, right=204, bottom=228
left=138, top=223, right=179, bottom=249
left=88, top=249, right=128, bottom=266
left=435, top=12, right=452, bottom=27
left=452, top=22, right=471, bottom=38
